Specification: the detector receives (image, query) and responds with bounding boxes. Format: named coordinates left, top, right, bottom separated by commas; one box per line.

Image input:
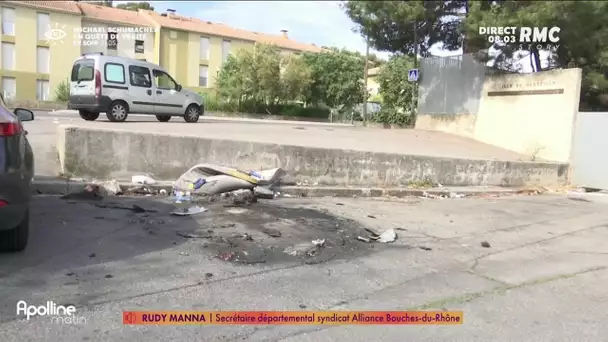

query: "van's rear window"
left=70, top=59, right=94, bottom=82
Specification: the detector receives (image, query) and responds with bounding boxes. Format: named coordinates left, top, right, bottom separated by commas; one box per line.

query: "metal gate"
left=571, top=112, right=608, bottom=190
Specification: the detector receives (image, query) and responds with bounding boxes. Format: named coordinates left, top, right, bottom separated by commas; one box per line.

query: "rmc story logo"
left=478, top=26, right=561, bottom=50
left=16, top=301, right=87, bottom=325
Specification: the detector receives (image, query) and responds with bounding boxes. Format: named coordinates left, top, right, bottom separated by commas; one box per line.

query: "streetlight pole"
left=412, top=21, right=418, bottom=118
left=362, top=36, right=370, bottom=125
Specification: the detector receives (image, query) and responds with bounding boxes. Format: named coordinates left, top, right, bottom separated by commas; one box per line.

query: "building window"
left=2, top=77, right=16, bottom=100
left=104, top=63, right=125, bottom=84
left=134, top=40, right=144, bottom=54
left=2, top=42, right=15, bottom=70
left=2, top=8, right=15, bottom=36
left=71, top=59, right=94, bottom=82
left=222, top=40, right=231, bottom=61
left=107, top=31, right=117, bottom=50
left=36, top=47, right=50, bottom=73
left=170, top=30, right=177, bottom=39
left=36, top=80, right=49, bottom=101
left=128, top=65, right=151, bottom=88
left=200, top=37, right=209, bottom=59
left=153, top=69, right=176, bottom=90
left=199, top=66, right=208, bottom=87
left=36, top=13, right=50, bottom=41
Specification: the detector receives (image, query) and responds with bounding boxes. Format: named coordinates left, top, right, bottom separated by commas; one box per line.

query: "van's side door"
left=152, top=69, right=186, bottom=115
left=127, top=65, right=154, bottom=114
left=102, top=62, right=128, bottom=107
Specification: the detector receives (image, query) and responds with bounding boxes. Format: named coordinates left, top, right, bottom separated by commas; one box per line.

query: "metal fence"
left=417, top=54, right=487, bottom=115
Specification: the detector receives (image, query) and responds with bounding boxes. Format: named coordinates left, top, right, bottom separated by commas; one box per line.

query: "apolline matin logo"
left=16, top=300, right=87, bottom=325
left=478, top=26, right=560, bottom=50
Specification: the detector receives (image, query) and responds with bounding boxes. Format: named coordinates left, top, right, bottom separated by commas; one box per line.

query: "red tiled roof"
left=3, top=2, right=323, bottom=53
left=140, top=10, right=323, bottom=53
left=77, top=2, right=155, bottom=27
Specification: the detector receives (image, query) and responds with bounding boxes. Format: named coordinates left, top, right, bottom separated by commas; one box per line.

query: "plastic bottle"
left=192, top=178, right=206, bottom=190
left=249, top=171, right=263, bottom=179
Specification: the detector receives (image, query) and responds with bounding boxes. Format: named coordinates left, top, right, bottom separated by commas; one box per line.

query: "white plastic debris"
left=254, top=186, right=275, bottom=199
left=94, top=180, right=122, bottom=196
left=357, top=236, right=371, bottom=243
left=312, top=239, right=325, bottom=247
left=375, top=228, right=397, bottom=243
left=449, top=192, right=465, bottom=199
left=171, top=206, right=207, bottom=216
left=132, top=175, right=156, bottom=185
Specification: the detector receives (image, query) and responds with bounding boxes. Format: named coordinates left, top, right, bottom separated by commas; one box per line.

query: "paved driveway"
left=1, top=192, right=607, bottom=341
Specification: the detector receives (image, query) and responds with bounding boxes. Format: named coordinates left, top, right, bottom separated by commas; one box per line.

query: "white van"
left=68, top=53, right=204, bottom=123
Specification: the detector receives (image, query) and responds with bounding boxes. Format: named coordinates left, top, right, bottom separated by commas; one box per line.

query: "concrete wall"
left=57, top=126, right=569, bottom=188
left=416, top=114, right=477, bottom=138
left=570, top=112, right=608, bottom=190
left=474, top=69, right=582, bottom=163
left=80, top=20, right=155, bottom=62
left=416, top=67, right=583, bottom=163
left=415, top=55, right=486, bottom=138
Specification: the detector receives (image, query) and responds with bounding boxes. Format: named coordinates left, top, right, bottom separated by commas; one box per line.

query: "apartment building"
left=77, top=2, right=157, bottom=62
left=0, top=1, right=81, bottom=102
left=367, top=67, right=381, bottom=97
left=139, top=9, right=323, bottom=93
left=0, top=1, right=322, bottom=102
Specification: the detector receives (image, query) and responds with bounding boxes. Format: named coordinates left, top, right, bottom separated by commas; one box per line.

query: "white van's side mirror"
left=176, top=84, right=182, bottom=91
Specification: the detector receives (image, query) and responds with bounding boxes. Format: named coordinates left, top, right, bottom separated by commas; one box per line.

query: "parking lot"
left=1, top=192, right=607, bottom=341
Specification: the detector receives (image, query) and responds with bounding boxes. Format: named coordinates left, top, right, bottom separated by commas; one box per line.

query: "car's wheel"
left=106, top=101, right=129, bottom=122
left=184, top=104, right=200, bottom=123
left=79, top=110, right=100, bottom=121
left=0, top=209, right=29, bottom=252
left=156, top=115, right=171, bottom=122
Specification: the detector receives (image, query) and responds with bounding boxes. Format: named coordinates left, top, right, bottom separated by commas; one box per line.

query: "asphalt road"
left=1, top=191, right=607, bottom=341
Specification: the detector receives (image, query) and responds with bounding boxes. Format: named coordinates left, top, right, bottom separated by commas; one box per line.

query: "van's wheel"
left=184, top=104, right=200, bottom=123
left=156, top=115, right=171, bottom=122
left=79, top=110, right=99, bottom=121
left=106, top=101, right=129, bottom=122
left=0, top=208, right=29, bottom=252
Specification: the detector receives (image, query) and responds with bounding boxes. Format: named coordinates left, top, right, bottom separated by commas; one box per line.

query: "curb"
left=275, top=186, right=520, bottom=198
left=32, top=179, right=521, bottom=198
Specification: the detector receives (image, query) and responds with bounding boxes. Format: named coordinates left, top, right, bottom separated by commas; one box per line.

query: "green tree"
left=374, top=55, right=416, bottom=126
left=216, top=53, right=247, bottom=111
left=84, top=0, right=113, bottom=7
left=344, top=1, right=465, bottom=57
left=301, top=49, right=365, bottom=111
left=115, top=1, right=154, bottom=11
left=252, top=44, right=282, bottom=105
left=367, top=53, right=386, bottom=69
left=216, top=44, right=296, bottom=111
left=462, top=1, right=608, bottom=109
left=281, top=55, right=313, bottom=102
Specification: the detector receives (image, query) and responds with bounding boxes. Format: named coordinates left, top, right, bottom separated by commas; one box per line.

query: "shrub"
left=371, top=107, right=414, bottom=127
left=55, top=80, right=70, bottom=103
left=280, top=105, right=330, bottom=118
left=198, top=92, right=330, bottom=119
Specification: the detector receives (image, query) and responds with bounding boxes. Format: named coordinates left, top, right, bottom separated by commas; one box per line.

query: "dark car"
left=0, top=95, right=35, bottom=252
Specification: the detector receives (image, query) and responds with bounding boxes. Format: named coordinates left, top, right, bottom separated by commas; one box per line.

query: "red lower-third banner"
left=123, top=311, right=463, bottom=325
